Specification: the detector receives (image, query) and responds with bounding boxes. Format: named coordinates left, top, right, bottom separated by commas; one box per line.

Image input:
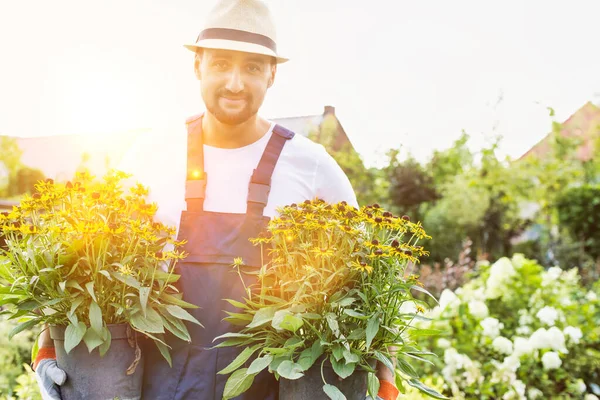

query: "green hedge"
left=556, top=185, right=600, bottom=260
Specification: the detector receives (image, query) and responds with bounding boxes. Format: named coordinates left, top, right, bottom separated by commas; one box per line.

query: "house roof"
left=518, top=101, right=600, bottom=161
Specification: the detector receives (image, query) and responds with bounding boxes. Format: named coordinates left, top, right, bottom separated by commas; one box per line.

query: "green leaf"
left=17, top=300, right=38, bottom=311
left=323, top=384, right=347, bottom=400
left=396, top=357, right=419, bottom=379
left=277, top=360, right=304, bottom=380
left=225, top=298, right=250, bottom=310
left=337, top=297, right=356, bottom=307
left=326, top=313, right=340, bottom=337
left=153, top=337, right=172, bottom=367
left=365, top=316, right=379, bottom=351
left=85, top=282, right=97, bottom=302
left=111, top=271, right=140, bottom=289
left=373, top=351, right=395, bottom=376
left=410, top=285, right=439, bottom=304
left=64, top=322, right=86, bottom=353
left=331, top=356, right=355, bottom=379
left=300, top=312, right=322, bottom=320
left=347, top=328, right=365, bottom=340
left=332, top=345, right=344, bottom=361
left=218, top=345, right=260, bottom=375
left=248, top=307, right=276, bottom=328
left=160, top=292, right=198, bottom=309
left=343, top=349, right=359, bottom=364
left=59, top=281, right=67, bottom=292
left=272, top=310, right=303, bottom=333
left=69, top=297, right=84, bottom=318
left=139, top=287, right=150, bottom=317
left=222, top=369, right=256, bottom=400
left=343, top=309, right=368, bottom=319
left=165, top=305, right=202, bottom=326
left=9, top=318, right=41, bottom=340
left=66, top=280, right=84, bottom=292
left=409, top=328, right=444, bottom=337
left=83, top=327, right=104, bottom=353
left=406, top=378, right=448, bottom=399
left=247, top=355, right=273, bottom=374
left=159, top=312, right=191, bottom=342
left=98, top=327, right=111, bottom=357
left=367, top=372, right=380, bottom=399
left=131, top=308, right=164, bottom=333
left=98, top=270, right=113, bottom=281
left=89, top=301, right=103, bottom=336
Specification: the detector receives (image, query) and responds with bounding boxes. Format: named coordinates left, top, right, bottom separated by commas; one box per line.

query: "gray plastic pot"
left=50, top=324, right=143, bottom=400
left=279, top=359, right=370, bottom=400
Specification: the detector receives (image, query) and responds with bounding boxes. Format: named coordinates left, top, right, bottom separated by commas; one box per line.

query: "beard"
left=204, top=89, right=257, bottom=126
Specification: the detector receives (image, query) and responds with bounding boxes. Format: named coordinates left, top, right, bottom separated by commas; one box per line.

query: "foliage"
left=14, top=168, right=46, bottom=197
left=556, top=185, right=600, bottom=261
left=414, top=254, right=600, bottom=399
left=217, top=199, right=445, bottom=400
left=0, top=314, right=37, bottom=397
left=386, top=151, right=438, bottom=222
left=426, top=132, right=473, bottom=188
left=0, top=137, right=24, bottom=198
left=0, top=171, right=200, bottom=365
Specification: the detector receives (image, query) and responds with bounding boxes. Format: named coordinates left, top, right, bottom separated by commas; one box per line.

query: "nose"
left=224, top=66, right=244, bottom=94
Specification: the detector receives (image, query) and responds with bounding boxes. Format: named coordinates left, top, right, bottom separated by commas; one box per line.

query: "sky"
left=1, top=0, right=599, bottom=167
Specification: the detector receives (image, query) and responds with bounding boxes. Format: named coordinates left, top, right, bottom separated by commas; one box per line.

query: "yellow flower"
left=119, top=263, right=134, bottom=276
left=351, top=260, right=373, bottom=274
left=310, top=247, right=334, bottom=258
left=416, top=305, right=426, bottom=314
left=232, top=257, right=244, bottom=267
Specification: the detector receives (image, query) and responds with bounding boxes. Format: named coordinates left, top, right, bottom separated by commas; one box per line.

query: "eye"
left=247, top=63, right=262, bottom=73
left=212, top=60, right=229, bottom=70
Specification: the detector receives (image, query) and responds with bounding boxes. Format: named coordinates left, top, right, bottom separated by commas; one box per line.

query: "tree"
left=0, top=137, right=24, bottom=197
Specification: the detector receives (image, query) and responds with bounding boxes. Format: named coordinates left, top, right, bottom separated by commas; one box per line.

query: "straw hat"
left=184, top=0, right=288, bottom=63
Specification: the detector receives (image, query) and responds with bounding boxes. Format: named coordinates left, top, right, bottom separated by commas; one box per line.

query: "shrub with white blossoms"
left=413, top=254, right=600, bottom=399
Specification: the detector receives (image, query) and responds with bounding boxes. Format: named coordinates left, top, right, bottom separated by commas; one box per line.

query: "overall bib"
left=142, top=115, right=294, bottom=399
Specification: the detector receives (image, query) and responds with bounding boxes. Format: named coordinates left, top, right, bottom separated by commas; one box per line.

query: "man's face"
left=195, top=48, right=276, bottom=126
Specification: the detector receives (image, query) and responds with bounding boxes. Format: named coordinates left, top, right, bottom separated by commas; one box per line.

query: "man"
left=34, top=0, right=400, bottom=399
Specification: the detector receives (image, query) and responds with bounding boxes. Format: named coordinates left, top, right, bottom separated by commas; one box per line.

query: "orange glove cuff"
left=377, top=379, right=399, bottom=400
left=33, top=347, right=56, bottom=371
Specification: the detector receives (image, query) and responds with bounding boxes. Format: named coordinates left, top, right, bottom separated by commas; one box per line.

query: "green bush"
left=556, top=185, right=600, bottom=261
left=412, top=255, right=600, bottom=399
left=0, top=315, right=38, bottom=397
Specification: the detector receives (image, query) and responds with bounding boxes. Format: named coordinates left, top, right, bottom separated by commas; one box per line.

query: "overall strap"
left=185, top=114, right=207, bottom=212
left=247, top=124, right=295, bottom=216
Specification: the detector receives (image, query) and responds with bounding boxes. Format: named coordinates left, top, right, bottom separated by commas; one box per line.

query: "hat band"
left=196, top=28, right=277, bottom=53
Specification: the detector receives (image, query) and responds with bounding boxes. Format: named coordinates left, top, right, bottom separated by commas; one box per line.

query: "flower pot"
left=50, top=324, right=144, bottom=400
left=279, top=360, right=369, bottom=400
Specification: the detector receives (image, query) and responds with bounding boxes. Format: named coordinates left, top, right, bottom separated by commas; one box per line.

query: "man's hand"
left=34, top=327, right=66, bottom=400
left=374, top=347, right=399, bottom=400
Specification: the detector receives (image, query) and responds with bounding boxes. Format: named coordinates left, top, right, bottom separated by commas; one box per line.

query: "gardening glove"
left=364, top=380, right=400, bottom=400
left=34, top=348, right=66, bottom=400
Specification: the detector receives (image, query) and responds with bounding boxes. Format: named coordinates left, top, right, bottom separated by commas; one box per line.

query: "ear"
left=194, top=54, right=202, bottom=81
left=267, top=64, right=277, bottom=88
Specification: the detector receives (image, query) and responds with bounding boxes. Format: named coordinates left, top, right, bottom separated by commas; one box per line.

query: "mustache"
left=217, top=89, right=250, bottom=100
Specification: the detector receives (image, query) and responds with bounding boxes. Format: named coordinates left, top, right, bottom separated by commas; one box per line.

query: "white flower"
left=563, top=326, right=583, bottom=344
left=518, top=310, right=534, bottom=326
left=547, top=327, right=568, bottom=353
left=439, top=289, right=461, bottom=311
left=541, top=266, right=563, bottom=287
left=437, top=338, right=451, bottom=349
left=516, top=326, right=531, bottom=336
left=512, top=380, right=526, bottom=398
left=486, top=257, right=516, bottom=299
left=468, top=300, right=489, bottom=319
left=536, top=306, right=559, bottom=326
left=502, top=354, right=521, bottom=372
left=575, top=379, right=587, bottom=394
left=492, top=336, right=513, bottom=355
left=529, top=328, right=552, bottom=350
left=481, top=317, right=504, bottom=339
left=511, top=253, right=527, bottom=269
left=541, top=351, right=562, bottom=370
left=513, top=337, right=533, bottom=357
left=528, top=388, right=543, bottom=399
left=584, top=395, right=599, bottom=400
left=586, top=290, right=598, bottom=302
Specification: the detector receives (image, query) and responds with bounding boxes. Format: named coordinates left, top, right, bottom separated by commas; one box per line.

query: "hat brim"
left=184, top=39, right=289, bottom=64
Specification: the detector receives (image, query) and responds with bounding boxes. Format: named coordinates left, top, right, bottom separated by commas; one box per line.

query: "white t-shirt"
left=118, top=120, right=358, bottom=234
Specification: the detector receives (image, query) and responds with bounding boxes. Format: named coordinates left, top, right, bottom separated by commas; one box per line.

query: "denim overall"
left=141, top=114, right=294, bottom=399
